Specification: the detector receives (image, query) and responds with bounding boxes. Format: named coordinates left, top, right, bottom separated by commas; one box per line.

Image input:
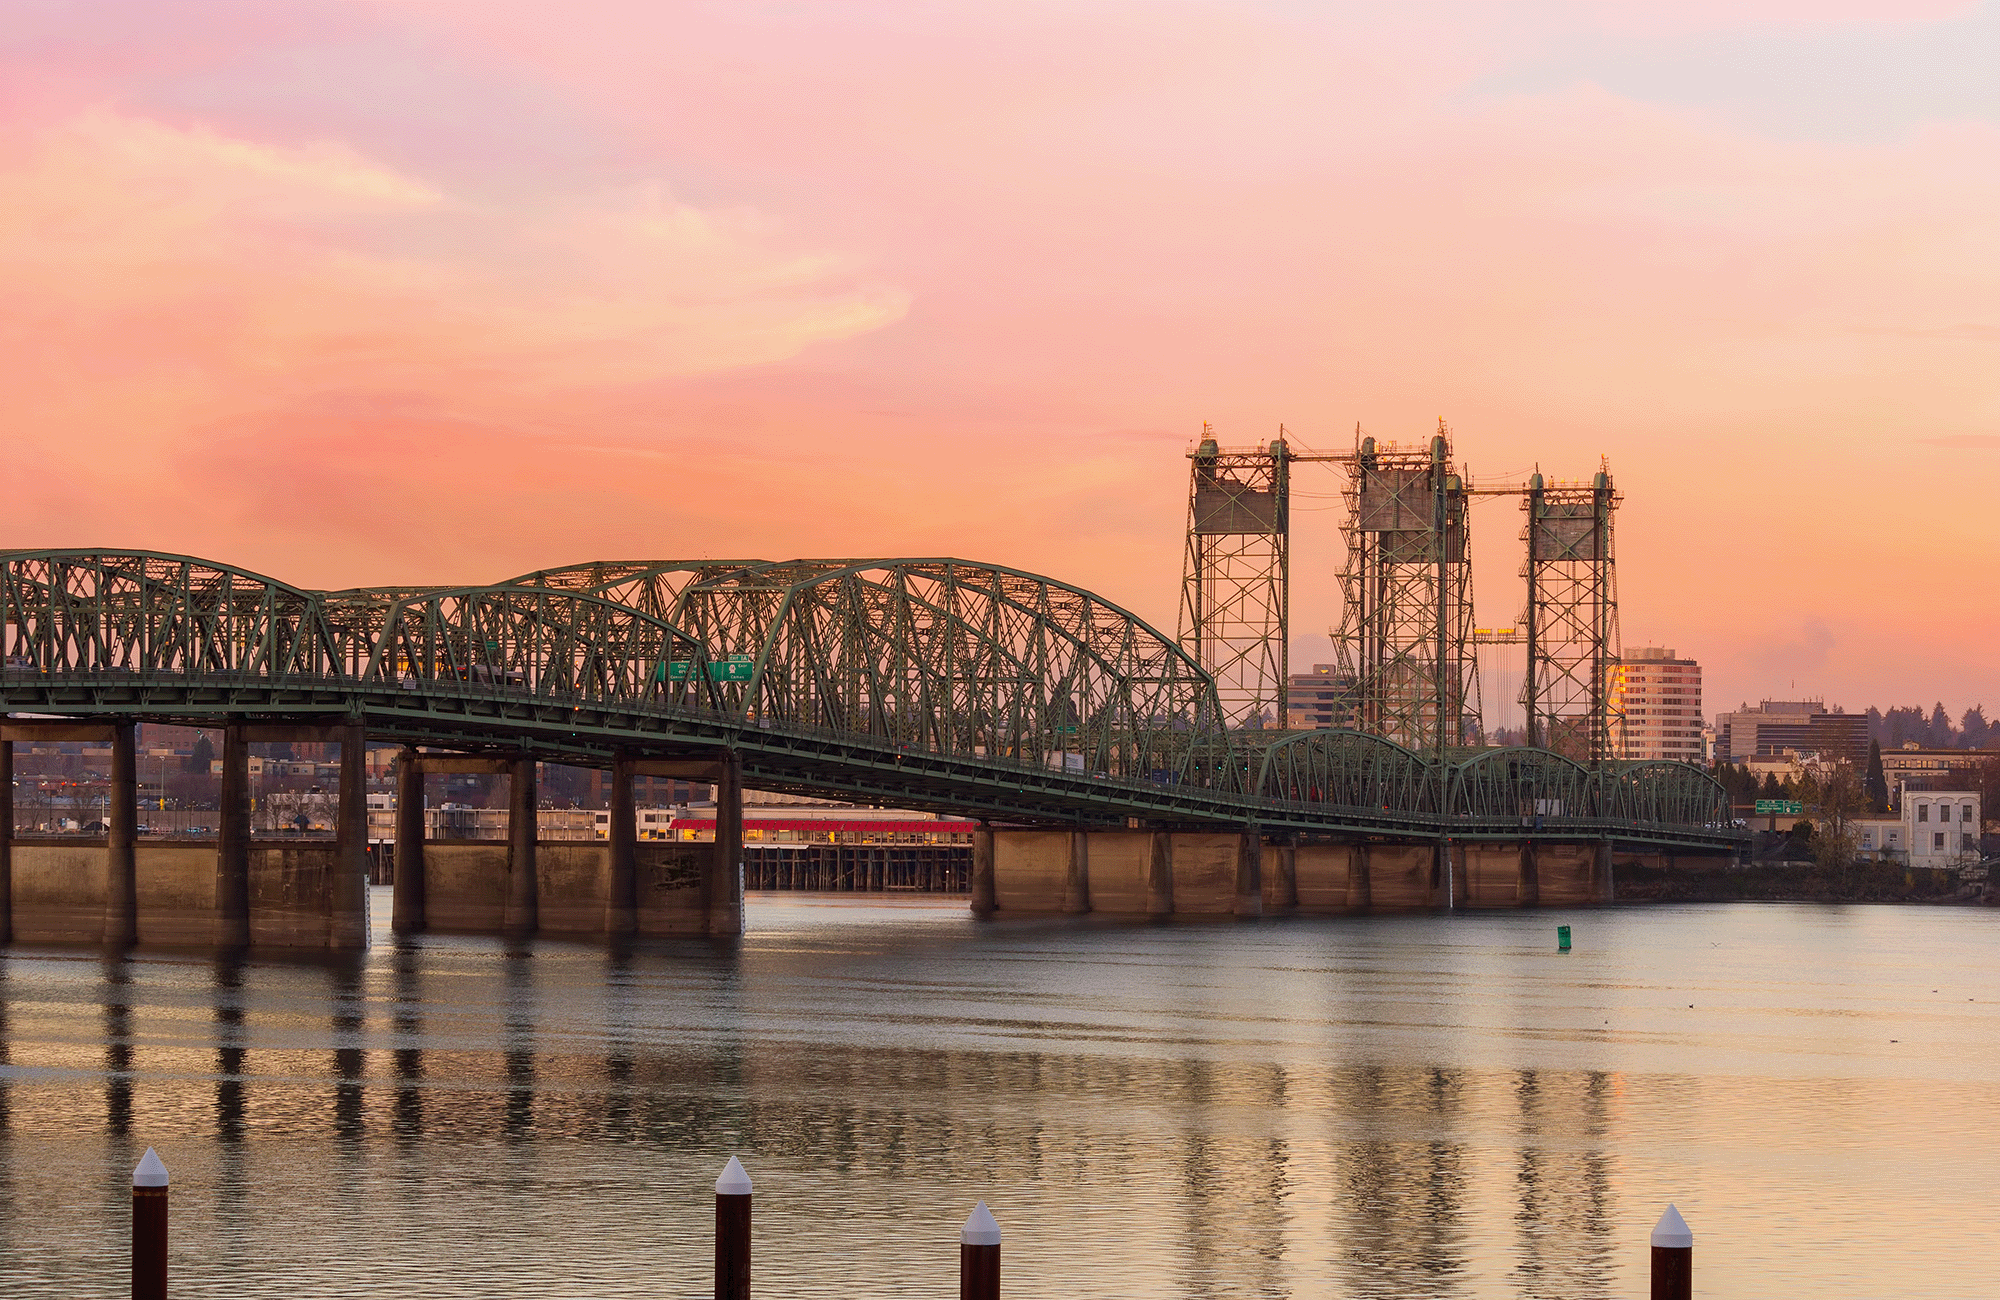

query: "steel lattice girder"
left=1252, top=729, right=1440, bottom=818
left=1522, top=475, right=1619, bottom=761
left=1333, top=433, right=1481, bottom=750
left=1179, top=438, right=1289, bottom=729
left=665, top=558, right=1236, bottom=791
left=0, top=549, right=1742, bottom=849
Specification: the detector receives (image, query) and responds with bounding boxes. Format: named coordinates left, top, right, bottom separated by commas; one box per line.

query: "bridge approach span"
left=1, top=549, right=1736, bottom=844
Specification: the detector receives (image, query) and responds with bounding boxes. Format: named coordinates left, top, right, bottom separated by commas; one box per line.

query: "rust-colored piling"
left=132, top=1147, right=168, bottom=1300
left=1650, top=1204, right=1692, bottom=1300
left=715, top=1156, right=751, bottom=1300
left=960, top=1201, right=1000, bottom=1300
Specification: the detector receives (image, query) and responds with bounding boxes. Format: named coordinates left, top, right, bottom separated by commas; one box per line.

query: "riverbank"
left=1616, top=859, right=1993, bottom=904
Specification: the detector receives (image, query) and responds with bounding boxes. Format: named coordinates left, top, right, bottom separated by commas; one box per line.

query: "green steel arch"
left=504, top=560, right=772, bottom=626
left=1607, top=760, right=1732, bottom=830
left=0, top=549, right=342, bottom=679
left=664, top=559, right=1237, bottom=791
left=1448, top=746, right=1600, bottom=826
left=1252, top=729, right=1438, bottom=817
left=332, top=584, right=716, bottom=711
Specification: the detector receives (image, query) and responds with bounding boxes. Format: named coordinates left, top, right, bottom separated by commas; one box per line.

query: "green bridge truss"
left=0, top=550, right=1741, bottom=851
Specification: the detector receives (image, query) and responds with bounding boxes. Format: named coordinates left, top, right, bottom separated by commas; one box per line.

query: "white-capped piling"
left=132, top=1147, right=169, bottom=1300
left=960, top=1200, right=1000, bottom=1300
left=714, top=1156, right=752, bottom=1300
left=1649, top=1203, right=1692, bottom=1300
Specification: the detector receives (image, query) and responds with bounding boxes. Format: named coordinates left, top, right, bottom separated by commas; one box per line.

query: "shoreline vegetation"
left=1617, top=860, right=1995, bottom=906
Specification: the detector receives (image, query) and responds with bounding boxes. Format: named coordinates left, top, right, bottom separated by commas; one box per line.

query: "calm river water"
left=0, top=892, right=1994, bottom=1298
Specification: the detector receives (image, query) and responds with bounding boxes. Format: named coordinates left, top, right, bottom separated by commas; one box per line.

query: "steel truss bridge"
left=0, top=551, right=1740, bottom=853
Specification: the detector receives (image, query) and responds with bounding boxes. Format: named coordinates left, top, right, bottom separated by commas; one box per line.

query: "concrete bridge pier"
left=1062, top=831, right=1091, bottom=914
left=105, top=720, right=138, bottom=947
left=1234, top=828, right=1262, bottom=917
left=217, top=724, right=252, bottom=946
left=333, top=724, right=370, bottom=946
left=1263, top=837, right=1298, bottom=913
left=1145, top=831, right=1173, bottom=916
left=504, top=754, right=538, bottom=940
left=971, top=824, right=996, bottom=915
left=709, top=752, right=744, bottom=936
left=0, top=734, right=11, bottom=945
left=392, top=746, right=425, bottom=933
left=605, top=755, right=637, bottom=936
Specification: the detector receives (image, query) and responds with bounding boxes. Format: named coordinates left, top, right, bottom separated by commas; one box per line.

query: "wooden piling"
left=1650, top=1204, right=1692, bottom=1300
left=960, top=1201, right=1000, bottom=1300
left=132, top=1147, right=168, bottom=1300
left=715, top=1156, right=752, bottom=1300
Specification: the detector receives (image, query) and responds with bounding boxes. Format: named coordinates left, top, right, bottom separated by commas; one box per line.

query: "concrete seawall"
left=985, top=829, right=1636, bottom=915
left=4, top=837, right=724, bottom=947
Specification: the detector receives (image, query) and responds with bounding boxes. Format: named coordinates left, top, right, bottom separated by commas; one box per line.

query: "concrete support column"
left=505, top=756, right=538, bottom=940
left=1234, top=827, right=1263, bottom=917
left=606, top=756, right=637, bottom=937
left=391, top=747, right=425, bottom=934
left=1062, top=830, right=1091, bottom=914
left=104, top=720, right=138, bottom=947
left=217, top=723, right=251, bottom=946
left=1597, top=840, right=1615, bottom=904
left=1353, top=842, right=1374, bottom=910
left=1436, top=841, right=1455, bottom=910
left=1145, top=831, right=1174, bottom=916
left=970, top=824, right=996, bottom=916
left=0, top=738, right=13, bottom=946
left=709, top=752, right=744, bottom=936
left=1521, top=842, right=1541, bottom=907
left=1276, top=840, right=1299, bottom=911
left=330, top=722, right=369, bottom=948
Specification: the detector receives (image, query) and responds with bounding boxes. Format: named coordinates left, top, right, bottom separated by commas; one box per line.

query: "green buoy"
left=1557, top=924, right=1572, bottom=951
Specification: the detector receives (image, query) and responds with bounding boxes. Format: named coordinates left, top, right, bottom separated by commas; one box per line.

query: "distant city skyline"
left=2, top=1, right=1994, bottom=717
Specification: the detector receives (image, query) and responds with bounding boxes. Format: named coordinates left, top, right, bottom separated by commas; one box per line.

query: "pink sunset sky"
left=4, top=0, right=1995, bottom=723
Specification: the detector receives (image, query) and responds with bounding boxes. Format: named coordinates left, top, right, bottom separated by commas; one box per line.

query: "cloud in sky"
left=2, top=0, right=1996, bottom=714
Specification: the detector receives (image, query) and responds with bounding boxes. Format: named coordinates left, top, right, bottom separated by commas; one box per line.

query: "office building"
left=1286, top=664, right=1354, bottom=730
left=1610, top=647, right=1704, bottom=762
left=1715, top=699, right=1869, bottom=768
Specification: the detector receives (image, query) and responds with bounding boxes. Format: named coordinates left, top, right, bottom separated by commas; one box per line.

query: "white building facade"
left=1856, top=790, right=1981, bottom=864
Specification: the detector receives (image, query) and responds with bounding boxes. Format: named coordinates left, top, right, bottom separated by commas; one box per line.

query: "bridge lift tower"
left=1522, top=467, right=1620, bottom=762
left=1179, top=429, right=1289, bottom=730
left=1331, top=423, right=1481, bottom=754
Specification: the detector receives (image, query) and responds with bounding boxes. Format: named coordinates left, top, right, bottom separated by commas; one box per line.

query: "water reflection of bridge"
left=0, top=945, right=1629, bottom=1298
left=0, top=551, right=1740, bottom=948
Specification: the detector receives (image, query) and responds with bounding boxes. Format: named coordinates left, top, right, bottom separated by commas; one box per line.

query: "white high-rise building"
left=1611, top=647, right=1703, bottom=763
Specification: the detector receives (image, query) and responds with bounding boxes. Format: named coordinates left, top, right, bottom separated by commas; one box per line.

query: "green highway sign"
left=1753, top=799, right=1803, bottom=815
left=661, top=656, right=754, bottom=683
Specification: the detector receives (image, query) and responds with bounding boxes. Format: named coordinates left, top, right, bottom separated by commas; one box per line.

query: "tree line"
left=1866, top=704, right=1993, bottom=750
